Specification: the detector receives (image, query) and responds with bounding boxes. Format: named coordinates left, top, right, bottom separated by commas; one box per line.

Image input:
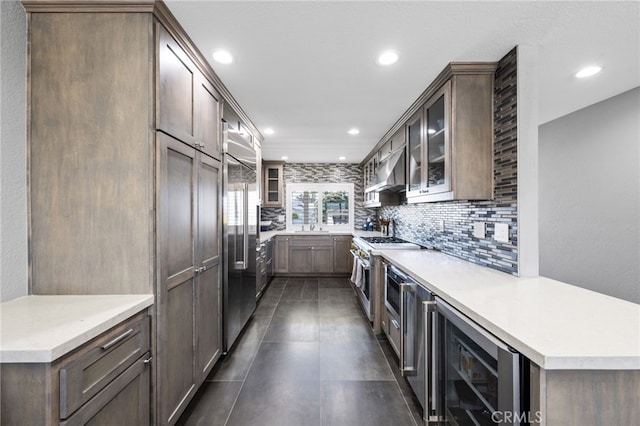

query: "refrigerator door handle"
left=242, top=182, right=249, bottom=269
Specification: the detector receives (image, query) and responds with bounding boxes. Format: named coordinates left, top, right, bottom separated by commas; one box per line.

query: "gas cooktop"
left=355, top=236, right=423, bottom=250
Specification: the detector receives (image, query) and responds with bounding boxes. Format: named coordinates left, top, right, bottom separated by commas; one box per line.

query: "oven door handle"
left=349, top=250, right=370, bottom=270
left=399, top=282, right=417, bottom=377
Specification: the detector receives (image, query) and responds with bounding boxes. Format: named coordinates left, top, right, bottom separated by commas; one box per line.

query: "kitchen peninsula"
left=376, top=248, right=640, bottom=425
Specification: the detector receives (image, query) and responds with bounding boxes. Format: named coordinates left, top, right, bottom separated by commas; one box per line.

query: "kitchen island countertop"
left=0, top=294, right=154, bottom=363
left=377, top=249, right=640, bottom=371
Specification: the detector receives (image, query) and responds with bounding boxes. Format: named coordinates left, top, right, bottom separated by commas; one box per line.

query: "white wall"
left=539, top=87, right=640, bottom=303
left=0, top=0, right=28, bottom=302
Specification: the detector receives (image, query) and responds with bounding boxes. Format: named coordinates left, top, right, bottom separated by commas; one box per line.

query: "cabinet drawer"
left=288, top=237, right=332, bottom=247
left=60, top=353, right=150, bottom=426
left=59, top=315, right=150, bottom=419
left=386, top=309, right=401, bottom=358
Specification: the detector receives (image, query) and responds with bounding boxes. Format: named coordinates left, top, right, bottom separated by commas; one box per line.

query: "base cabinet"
left=274, top=235, right=352, bottom=276
left=1, top=312, right=150, bottom=426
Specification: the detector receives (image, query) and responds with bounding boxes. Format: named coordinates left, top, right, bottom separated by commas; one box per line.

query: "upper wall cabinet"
left=263, top=161, right=285, bottom=208
left=158, top=25, right=221, bottom=159
left=406, top=63, right=496, bottom=203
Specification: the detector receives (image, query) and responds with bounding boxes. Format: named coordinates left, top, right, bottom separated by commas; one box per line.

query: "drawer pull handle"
left=101, top=328, right=134, bottom=351
left=391, top=319, right=400, bottom=330
left=143, top=356, right=153, bottom=365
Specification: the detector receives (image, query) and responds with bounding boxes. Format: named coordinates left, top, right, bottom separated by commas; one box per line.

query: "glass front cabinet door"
left=263, top=161, right=284, bottom=208
left=406, top=80, right=451, bottom=200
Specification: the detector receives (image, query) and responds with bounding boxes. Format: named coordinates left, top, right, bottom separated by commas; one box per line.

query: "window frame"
left=285, top=183, right=354, bottom=231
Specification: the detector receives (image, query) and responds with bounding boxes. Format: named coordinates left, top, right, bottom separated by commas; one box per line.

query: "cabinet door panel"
left=197, top=76, right=221, bottom=159
left=196, top=154, right=222, bottom=380
left=406, top=110, right=423, bottom=196
left=163, top=279, right=196, bottom=424
left=196, top=264, right=221, bottom=379
left=158, top=26, right=196, bottom=144
left=333, top=238, right=352, bottom=274
left=165, top=139, right=197, bottom=281
left=312, top=247, right=333, bottom=273
left=289, top=246, right=311, bottom=273
left=60, top=356, right=150, bottom=426
left=198, top=155, right=221, bottom=268
left=275, top=237, right=289, bottom=273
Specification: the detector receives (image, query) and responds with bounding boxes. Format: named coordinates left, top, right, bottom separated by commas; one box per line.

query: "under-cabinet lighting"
left=575, top=65, right=602, bottom=78
left=212, top=49, right=233, bottom=64
left=427, top=128, right=436, bottom=134
left=339, top=156, right=346, bottom=161
left=281, top=156, right=288, bottom=160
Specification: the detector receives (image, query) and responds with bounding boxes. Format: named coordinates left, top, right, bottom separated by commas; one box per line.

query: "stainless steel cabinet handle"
left=101, top=329, right=134, bottom=351
left=143, top=356, right=153, bottom=365
left=391, top=319, right=400, bottom=330
left=400, top=283, right=417, bottom=377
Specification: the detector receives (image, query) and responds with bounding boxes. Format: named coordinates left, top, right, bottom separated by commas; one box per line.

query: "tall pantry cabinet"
left=22, top=1, right=253, bottom=424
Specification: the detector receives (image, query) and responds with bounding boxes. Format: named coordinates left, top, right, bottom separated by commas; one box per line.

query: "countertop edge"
left=0, top=295, right=154, bottom=364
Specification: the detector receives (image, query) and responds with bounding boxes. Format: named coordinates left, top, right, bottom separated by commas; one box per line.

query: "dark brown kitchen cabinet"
left=23, top=2, right=236, bottom=424
left=333, top=235, right=353, bottom=273
left=273, top=235, right=353, bottom=275
left=158, top=132, right=222, bottom=424
left=275, top=236, right=290, bottom=273
left=405, top=63, right=496, bottom=203
left=288, top=236, right=333, bottom=273
left=263, top=161, right=285, bottom=207
left=158, top=25, right=222, bottom=160
left=1, top=312, right=150, bottom=426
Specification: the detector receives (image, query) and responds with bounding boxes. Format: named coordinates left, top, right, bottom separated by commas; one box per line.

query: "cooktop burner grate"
left=360, top=236, right=412, bottom=244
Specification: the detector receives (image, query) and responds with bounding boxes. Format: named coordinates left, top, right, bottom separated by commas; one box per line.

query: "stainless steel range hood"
left=366, top=146, right=406, bottom=192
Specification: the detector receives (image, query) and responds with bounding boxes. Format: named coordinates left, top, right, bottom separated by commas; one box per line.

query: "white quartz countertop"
left=378, top=250, right=640, bottom=370
left=0, top=294, right=154, bottom=363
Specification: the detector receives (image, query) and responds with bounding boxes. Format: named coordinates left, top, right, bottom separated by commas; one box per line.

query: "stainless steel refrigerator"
left=223, top=121, right=259, bottom=352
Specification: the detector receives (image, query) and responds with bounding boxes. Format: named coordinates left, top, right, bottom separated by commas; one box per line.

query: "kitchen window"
left=286, top=183, right=354, bottom=231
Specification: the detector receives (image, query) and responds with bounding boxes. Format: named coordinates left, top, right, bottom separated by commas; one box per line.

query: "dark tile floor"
left=178, top=276, right=422, bottom=426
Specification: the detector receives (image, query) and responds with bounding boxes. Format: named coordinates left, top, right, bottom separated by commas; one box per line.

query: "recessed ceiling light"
left=339, top=156, right=346, bottom=161
left=263, top=128, right=275, bottom=135
left=212, top=49, right=233, bottom=64
left=281, top=156, right=288, bottom=161
left=376, top=50, right=399, bottom=66
left=575, top=65, right=602, bottom=78
left=348, top=128, right=360, bottom=135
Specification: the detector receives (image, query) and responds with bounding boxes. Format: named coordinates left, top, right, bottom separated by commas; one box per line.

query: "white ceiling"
left=165, top=0, right=639, bottom=163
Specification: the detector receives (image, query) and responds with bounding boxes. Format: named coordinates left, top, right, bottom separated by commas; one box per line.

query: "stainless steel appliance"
left=384, top=263, right=435, bottom=419
left=431, top=297, right=527, bottom=425
left=350, top=240, right=373, bottom=320
left=351, top=236, right=423, bottom=328
left=223, top=121, right=259, bottom=352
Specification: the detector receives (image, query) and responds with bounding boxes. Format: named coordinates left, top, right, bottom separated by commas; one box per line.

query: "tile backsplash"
left=262, top=47, right=518, bottom=275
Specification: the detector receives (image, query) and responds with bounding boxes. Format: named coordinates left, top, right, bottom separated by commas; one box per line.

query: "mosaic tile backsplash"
left=262, top=47, right=518, bottom=275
